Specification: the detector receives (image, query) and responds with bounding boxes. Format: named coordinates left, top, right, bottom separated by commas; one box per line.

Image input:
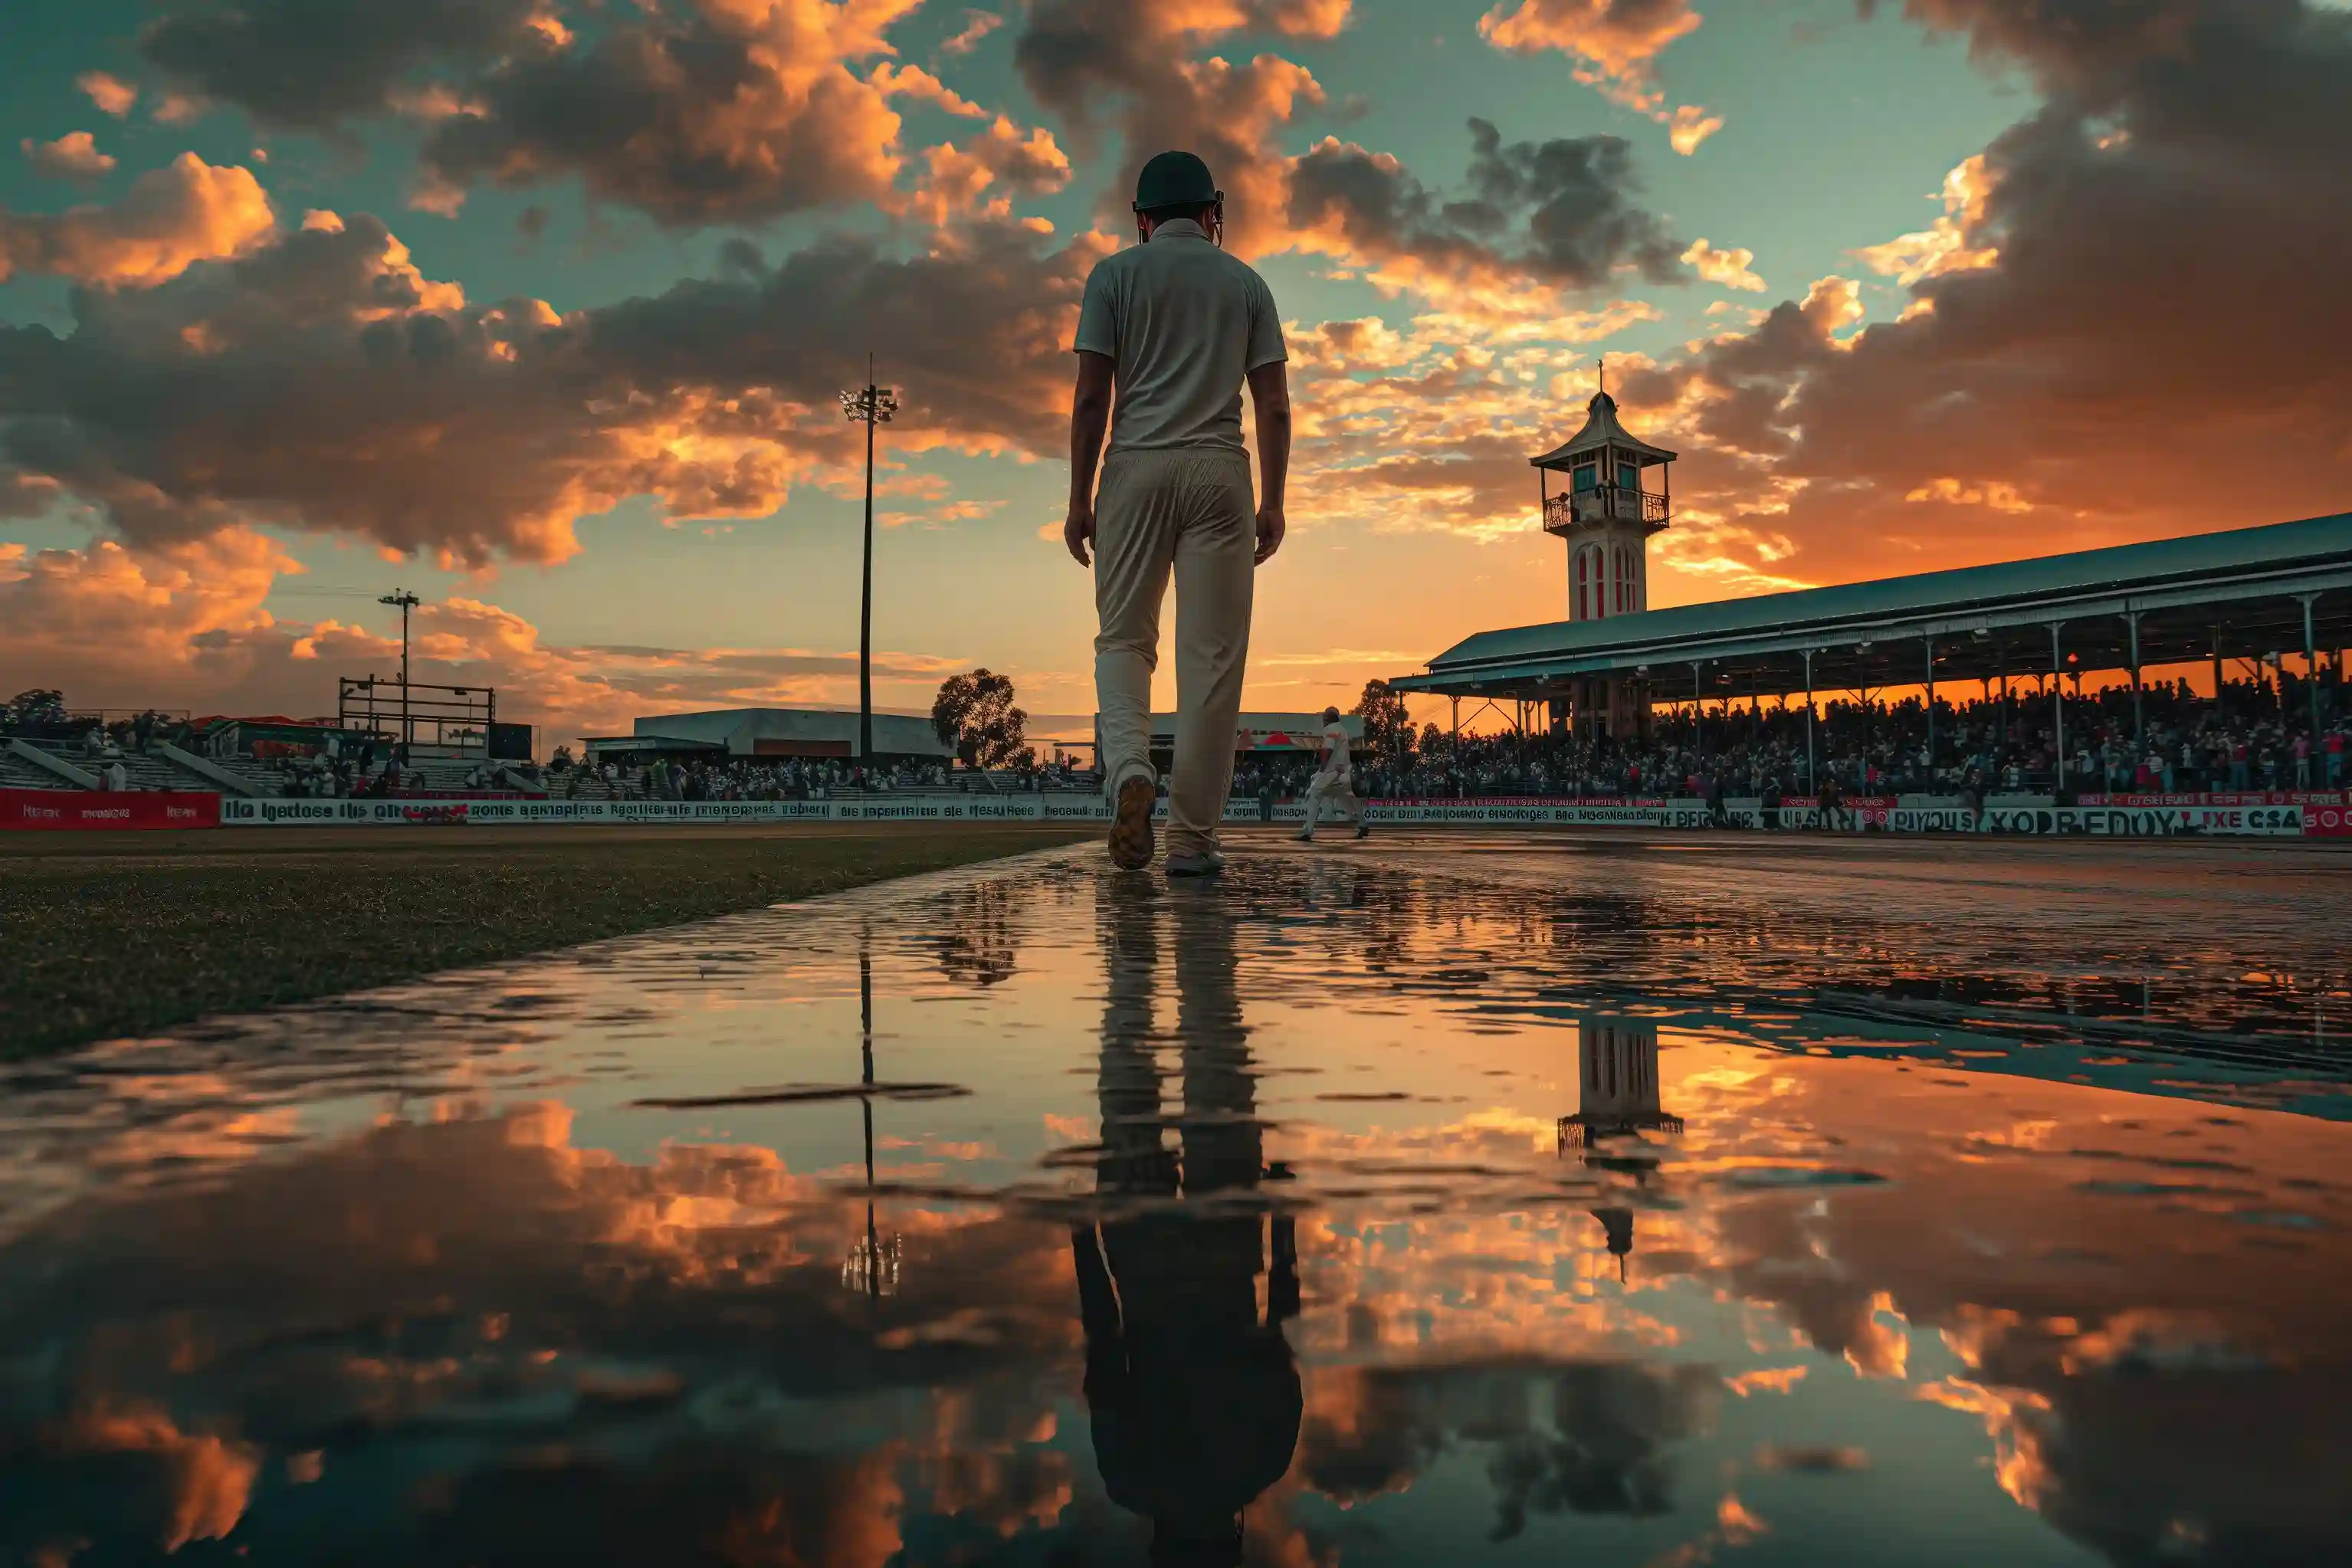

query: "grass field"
left=0, top=822, right=1094, bottom=1058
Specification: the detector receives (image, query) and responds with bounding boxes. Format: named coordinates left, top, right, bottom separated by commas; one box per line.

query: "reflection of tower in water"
left=1558, top=1015, right=1682, bottom=1286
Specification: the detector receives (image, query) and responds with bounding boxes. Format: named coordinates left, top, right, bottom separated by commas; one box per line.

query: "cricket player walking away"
left=1065, top=150, right=1291, bottom=877
left=1296, top=706, right=1370, bottom=844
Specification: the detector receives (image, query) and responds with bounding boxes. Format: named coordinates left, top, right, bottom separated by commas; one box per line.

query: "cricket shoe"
left=1108, top=776, right=1156, bottom=871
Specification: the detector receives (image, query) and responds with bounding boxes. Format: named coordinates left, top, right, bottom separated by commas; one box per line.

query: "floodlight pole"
left=2050, top=622, right=2067, bottom=795
left=379, top=589, right=421, bottom=747
left=2126, top=611, right=2144, bottom=750
left=1803, top=650, right=1816, bottom=793
left=2302, top=594, right=2322, bottom=753
left=1924, top=636, right=1937, bottom=775
left=841, top=359, right=899, bottom=769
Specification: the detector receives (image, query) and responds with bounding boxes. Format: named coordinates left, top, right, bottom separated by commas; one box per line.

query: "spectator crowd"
left=1322, top=671, right=2348, bottom=803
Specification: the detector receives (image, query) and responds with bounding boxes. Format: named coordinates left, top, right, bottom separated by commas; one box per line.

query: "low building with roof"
left=582, top=708, right=952, bottom=765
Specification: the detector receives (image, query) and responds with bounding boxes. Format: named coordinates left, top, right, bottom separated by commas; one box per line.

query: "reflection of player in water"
left=1073, top=881, right=1302, bottom=1566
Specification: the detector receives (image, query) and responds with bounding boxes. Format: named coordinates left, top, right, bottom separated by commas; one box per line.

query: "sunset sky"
left=2, top=0, right=2347, bottom=746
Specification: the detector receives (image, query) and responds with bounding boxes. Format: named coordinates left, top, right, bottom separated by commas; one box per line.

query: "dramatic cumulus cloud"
left=1012, top=2, right=1684, bottom=324
left=1478, top=0, right=1722, bottom=153
left=1285, top=118, right=1686, bottom=303
left=0, top=154, right=274, bottom=288
left=0, top=203, right=1104, bottom=567
left=133, top=0, right=1047, bottom=229
left=908, top=115, right=1073, bottom=225
left=136, top=0, right=545, bottom=130
left=22, top=132, right=119, bottom=181
left=1014, top=0, right=1349, bottom=254
left=1615, top=0, right=2352, bottom=585
left=415, top=0, right=924, bottom=226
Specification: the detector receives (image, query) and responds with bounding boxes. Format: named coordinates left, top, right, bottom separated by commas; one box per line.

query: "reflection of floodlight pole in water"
left=842, top=927, right=902, bottom=1297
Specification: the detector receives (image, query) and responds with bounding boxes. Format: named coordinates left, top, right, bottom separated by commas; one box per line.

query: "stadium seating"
left=0, top=750, right=67, bottom=789
left=183, top=755, right=287, bottom=795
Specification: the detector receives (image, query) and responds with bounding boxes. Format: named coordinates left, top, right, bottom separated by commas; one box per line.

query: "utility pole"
left=379, top=589, right=420, bottom=747
left=840, top=359, right=899, bottom=768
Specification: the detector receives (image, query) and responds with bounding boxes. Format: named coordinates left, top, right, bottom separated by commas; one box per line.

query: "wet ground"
left=4, top=833, right=2350, bottom=1566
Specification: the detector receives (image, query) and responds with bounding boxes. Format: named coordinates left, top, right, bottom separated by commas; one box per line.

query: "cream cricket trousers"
left=1094, top=448, right=1255, bottom=858
left=1302, top=767, right=1360, bottom=835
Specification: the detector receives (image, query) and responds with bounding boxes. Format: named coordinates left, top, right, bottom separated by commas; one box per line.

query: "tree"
left=1421, top=721, right=1450, bottom=759
left=2, top=689, right=67, bottom=735
left=931, top=668, right=1029, bottom=769
left=1353, top=679, right=1415, bottom=763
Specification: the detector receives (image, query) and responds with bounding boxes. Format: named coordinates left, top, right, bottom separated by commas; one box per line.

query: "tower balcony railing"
left=1542, top=487, right=1671, bottom=536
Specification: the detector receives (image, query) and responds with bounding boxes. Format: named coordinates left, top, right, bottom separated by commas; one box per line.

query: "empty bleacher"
left=0, top=750, right=68, bottom=789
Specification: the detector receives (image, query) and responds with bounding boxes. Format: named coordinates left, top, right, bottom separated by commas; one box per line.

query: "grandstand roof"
left=1395, top=512, right=2352, bottom=699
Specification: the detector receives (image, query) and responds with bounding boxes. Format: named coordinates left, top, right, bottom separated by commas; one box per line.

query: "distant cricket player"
left=1065, top=150, right=1291, bottom=877
left=1296, top=706, right=1370, bottom=844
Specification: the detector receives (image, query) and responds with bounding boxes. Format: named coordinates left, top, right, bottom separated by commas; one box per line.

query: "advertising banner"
left=1980, top=804, right=2309, bottom=838
left=2075, top=791, right=2348, bottom=809
left=0, top=788, right=221, bottom=831
left=185, top=789, right=2352, bottom=838
left=2302, top=802, right=2352, bottom=838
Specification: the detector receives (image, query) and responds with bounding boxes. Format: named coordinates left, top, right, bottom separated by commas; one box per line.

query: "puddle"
left=3, top=840, right=2350, bottom=1565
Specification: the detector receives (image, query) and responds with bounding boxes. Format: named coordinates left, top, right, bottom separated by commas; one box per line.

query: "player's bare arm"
left=1065, top=350, right=1116, bottom=567
left=1248, top=360, right=1289, bottom=566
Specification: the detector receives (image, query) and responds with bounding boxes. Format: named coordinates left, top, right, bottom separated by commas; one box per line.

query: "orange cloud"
left=1478, top=0, right=1721, bottom=153
left=78, top=71, right=139, bottom=116
left=51, top=1403, right=261, bottom=1552
left=1854, top=154, right=2000, bottom=285
left=0, top=528, right=298, bottom=691
left=0, top=205, right=1108, bottom=567
left=873, top=61, right=990, bottom=118
left=1014, top=0, right=1343, bottom=255
left=0, top=530, right=977, bottom=746
left=0, top=153, right=273, bottom=287
left=418, top=0, right=927, bottom=227
left=1682, top=238, right=1765, bottom=292
left=22, top=131, right=119, bottom=181
left=1722, top=1365, right=1808, bottom=1396
left=910, top=116, right=1072, bottom=225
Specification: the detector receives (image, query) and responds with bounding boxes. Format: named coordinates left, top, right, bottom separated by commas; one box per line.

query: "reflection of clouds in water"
left=0, top=1102, right=1082, bottom=1563
left=1297, top=1359, right=1721, bottom=1537
left=425, top=1442, right=909, bottom=1568
left=4, top=848, right=2351, bottom=1563
left=43, top=1402, right=262, bottom=1553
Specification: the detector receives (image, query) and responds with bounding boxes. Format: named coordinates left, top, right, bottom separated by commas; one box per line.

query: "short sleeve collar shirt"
left=1072, top=219, right=1287, bottom=455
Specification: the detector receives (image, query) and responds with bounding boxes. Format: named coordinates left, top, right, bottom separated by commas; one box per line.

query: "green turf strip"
left=0, top=825, right=1092, bottom=1058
